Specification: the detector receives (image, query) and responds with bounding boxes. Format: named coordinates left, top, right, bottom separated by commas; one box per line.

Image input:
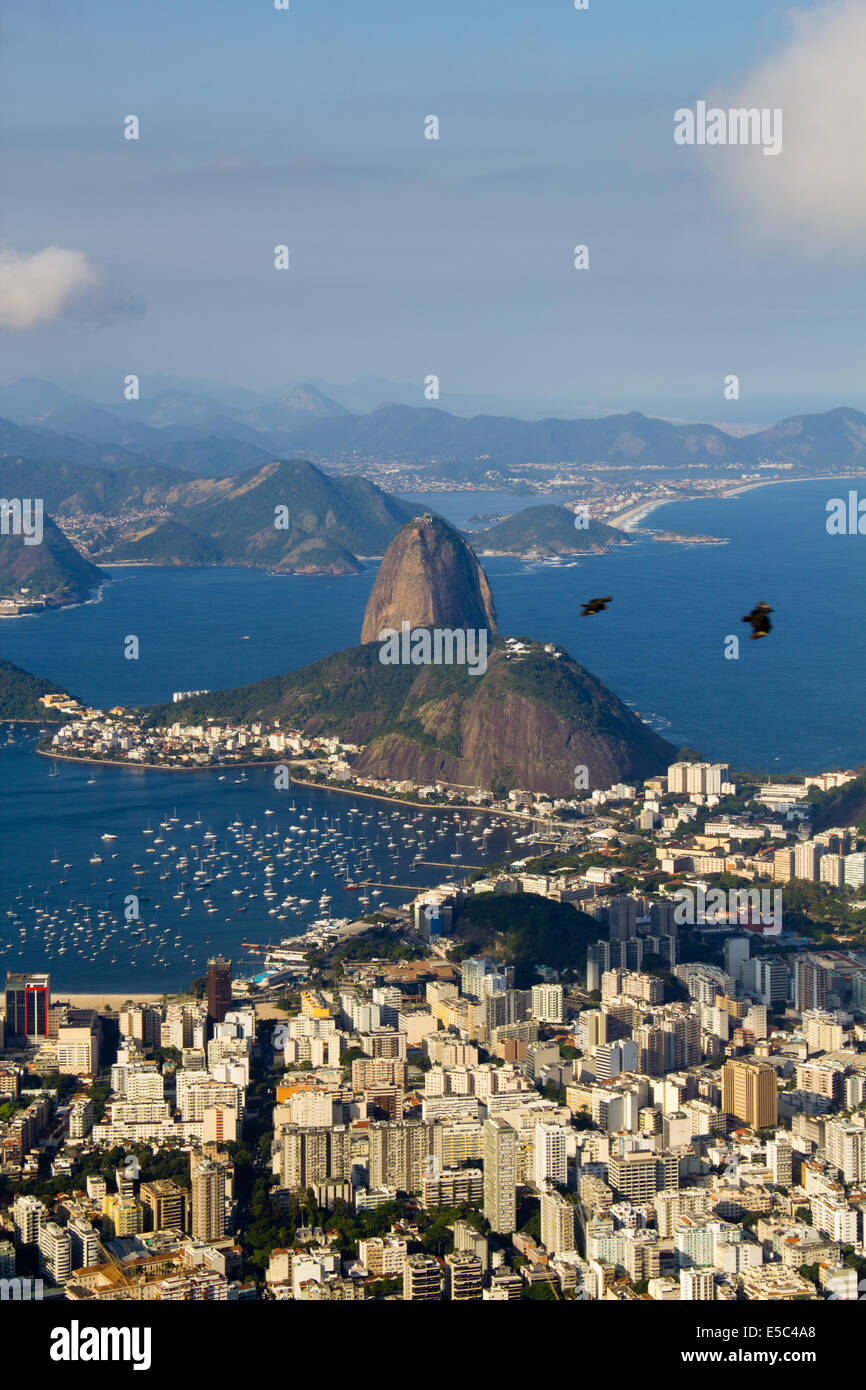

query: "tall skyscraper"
left=724, top=936, right=750, bottom=982
left=609, top=897, right=638, bottom=939
left=540, top=1189, right=576, bottom=1256
left=794, top=957, right=829, bottom=1013
left=793, top=841, right=821, bottom=882
left=483, top=1116, right=517, bottom=1234
left=755, top=958, right=789, bottom=1008
left=4, top=972, right=51, bottom=1044
left=142, top=1179, right=188, bottom=1233
left=844, top=853, right=866, bottom=889
left=531, top=983, right=564, bottom=1024
left=668, top=761, right=729, bottom=796
left=722, top=1058, right=778, bottom=1129
left=38, top=1221, right=72, bottom=1286
left=452, top=1219, right=488, bottom=1271
left=586, top=942, right=611, bottom=993
left=13, top=1194, right=45, bottom=1245
left=207, top=956, right=232, bottom=1025
left=533, top=1122, right=568, bottom=1188
left=461, top=957, right=513, bottom=1001
left=766, top=1136, right=793, bottom=1188
left=191, top=1159, right=226, bottom=1242
left=819, top=854, right=844, bottom=888
left=594, top=1038, right=638, bottom=1081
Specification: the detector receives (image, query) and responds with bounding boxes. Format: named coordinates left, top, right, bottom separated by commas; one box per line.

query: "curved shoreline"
left=608, top=472, right=866, bottom=533
left=35, top=747, right=289, bottom=773
left=31, top=747, right=550, bottom=823
left=288, top=774, right=543, bottom=822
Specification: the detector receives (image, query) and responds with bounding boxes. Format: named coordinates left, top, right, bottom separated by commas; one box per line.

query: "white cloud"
left=709, top=0, right=866, bottom=254
left=0, top=245, right=102, bottom=330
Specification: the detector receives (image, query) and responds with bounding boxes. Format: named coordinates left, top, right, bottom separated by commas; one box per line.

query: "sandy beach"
left=60, top=992, right=171, bottom=1010
left=608, top=473, right=866, bottom=533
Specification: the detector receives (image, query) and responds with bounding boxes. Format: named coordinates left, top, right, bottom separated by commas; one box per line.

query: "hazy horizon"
left=1, top=0, right=865, bottom=421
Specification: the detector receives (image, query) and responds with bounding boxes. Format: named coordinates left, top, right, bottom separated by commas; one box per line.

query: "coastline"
left=287, top=773, right=541, bottom=822
left=28, top=750, right=554, bottom=825
left=0, top=580, right=109, bottom=619
left=35, top=747, right=290, bottom=773
left=608, top=472, right=866, bottom=533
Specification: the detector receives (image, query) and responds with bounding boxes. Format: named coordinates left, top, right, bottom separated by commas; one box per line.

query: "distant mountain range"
left=276, top=404, right=866, bottom=479
left=0, top=449, right=424, bottom=578
left=0, top=378, right=347, bottom=478
left=2, top=376, right=866, bottom=598
left=0, top=377, right=864, bottom=481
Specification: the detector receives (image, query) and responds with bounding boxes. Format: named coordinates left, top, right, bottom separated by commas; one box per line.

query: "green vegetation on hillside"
left=142, top=642, right=416, bottom=734
left=0, top=657, right=72, bottom=721
left=0, top=454, right=421, bottom=575
left=141, top=631, right=674, bottom=795
left=0, top=514, right=104, bottom=605
left=452, top=890, right=603, bottom=987
left=500, top=644, right=637, bottom=741
left=474, top=505, right=627, bottom=556
left=809, top=771, right=866, bottom=833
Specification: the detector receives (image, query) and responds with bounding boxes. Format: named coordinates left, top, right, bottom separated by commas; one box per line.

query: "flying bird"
left=581, top=596, right=613, bottom=616
left=742, top=602, right=773, bottom=639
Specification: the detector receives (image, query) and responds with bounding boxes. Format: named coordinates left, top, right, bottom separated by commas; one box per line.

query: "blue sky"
left=0, top=0, right=862, bottom=419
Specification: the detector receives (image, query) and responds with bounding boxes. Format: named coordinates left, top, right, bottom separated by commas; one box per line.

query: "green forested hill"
left=453, top=891, right=603, bottom=987
left=144, top=634, right=675, bottom=796
left=472, top=505, right=629, bottom=556
left=0, top=657, right=73, bottom=721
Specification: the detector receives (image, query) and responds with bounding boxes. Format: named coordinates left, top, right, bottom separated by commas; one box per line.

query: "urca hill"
left=155, top=515, right=676, bottom=795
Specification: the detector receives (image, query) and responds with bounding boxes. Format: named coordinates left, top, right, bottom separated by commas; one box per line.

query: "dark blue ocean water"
left=0, top=729, right=514, bottom=992
left=0, top=477, right=862, bottom=989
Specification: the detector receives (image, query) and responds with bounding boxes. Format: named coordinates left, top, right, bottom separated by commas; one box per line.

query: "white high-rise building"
left=540, top=1189, right=576, bottom=1256
left=593, top=1039, right=638, bottom=1081
left=12, top=1194, right=45, bottom=1245
left=483, top=1116, right=517, bottom=1235
left=533, top=1122, right=568, bottom=1189
left=667, top=762, right=729, bottom=796
left=812, top=1194, right=857, bottom=1245
left=819, top=854, right=844, bottom=888
left=704, top=764, right=730, bottom=796
left=766, top=1136, right=793, bottom=1188
left=824, top=1120, right=866, bottom=1184
left=666, top=763, right=690, bottom=794
left=686, top=764, right=705, bottom=795
left=191, top=1159, right=227, bottom=1242
left=794, top=841, right=821, bottom=882
left=724, top=936, right=750, bottom=982
left=531, top=983, right=564, bottom=1024
left=680, top=1268, right=715, bottom=1301
left=110, top=1063, right=164, bottom=1102
left=844, top=853, right=866, bottom=889
left=68, top=1218, right=101, bottom=1270
left=38, top=1221, right=72, bottom=1285
left=744, top=1003, right=768, bottom=1040
left=755, top=958, right=789, bottom=1007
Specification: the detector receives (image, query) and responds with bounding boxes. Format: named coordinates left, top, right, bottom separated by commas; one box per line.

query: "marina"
left=0, top=724, right=522, bottom=992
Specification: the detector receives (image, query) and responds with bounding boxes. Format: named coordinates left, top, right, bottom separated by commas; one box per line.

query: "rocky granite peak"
left=360, top=513, right=498, bottom=643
